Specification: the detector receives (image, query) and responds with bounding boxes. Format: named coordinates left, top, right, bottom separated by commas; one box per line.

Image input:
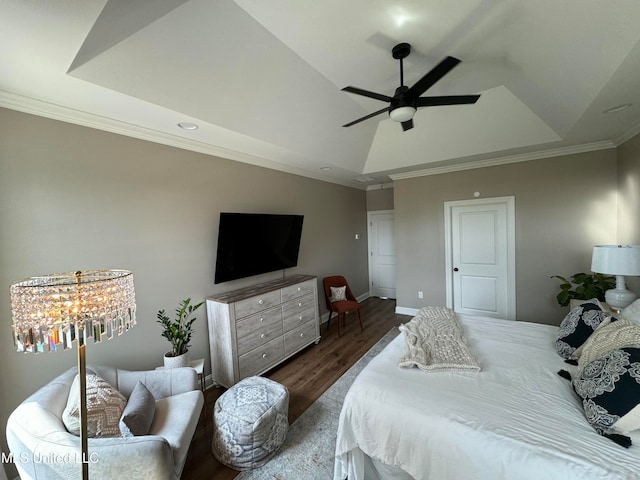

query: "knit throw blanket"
left=399, top=306, right=481, bottom=372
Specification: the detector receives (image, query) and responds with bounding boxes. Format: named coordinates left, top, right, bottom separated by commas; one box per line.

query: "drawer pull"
left=260, top=317, right=264, bottom=322
left=298, top=302, right=302, bottom=307
left=300, top=333, right=304, bottom=337
left=262, top=353, right=267, bottom=359
left=299, top=315, right=303, bottom=320
left=261, top=333, right=266, bottom=339
left=258, top=299, right=264, bottom=305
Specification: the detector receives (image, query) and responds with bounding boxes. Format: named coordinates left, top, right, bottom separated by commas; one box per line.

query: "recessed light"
left=603, top=103, right=632, bottom=114
left=178, top=122, right=199, bottom=130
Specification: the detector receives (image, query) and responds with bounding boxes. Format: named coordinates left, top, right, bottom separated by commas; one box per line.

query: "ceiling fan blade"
left=405, top=56, right=461, bottom=102
left=416, top=94, right=481, bottom=107
left=342, top=106, right=391, bottom=127
left=401, top=119, right=414, bottom=131
left=342, top=86, right=393, bottom=103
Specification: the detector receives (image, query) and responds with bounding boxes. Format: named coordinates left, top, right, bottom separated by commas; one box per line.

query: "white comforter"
left=334, top=315, right=640, bottom=480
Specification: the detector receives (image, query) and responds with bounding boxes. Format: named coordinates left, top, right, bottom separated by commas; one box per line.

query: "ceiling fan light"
left=389, top=106, right=416, bottom=123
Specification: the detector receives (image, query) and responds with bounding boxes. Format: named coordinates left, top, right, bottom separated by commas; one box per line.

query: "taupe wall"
left=0, top=108, right=369, bottom=467
left=366, top=185, right=394, bottom=211
left=618, top=133, right=640, bottom=243
left=617, top=133, right=640, bottom=293
left=393, top=149, right=619, bottom=325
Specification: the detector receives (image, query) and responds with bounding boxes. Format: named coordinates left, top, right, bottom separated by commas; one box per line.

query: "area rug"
left=236, top=327, right=399, bottom=480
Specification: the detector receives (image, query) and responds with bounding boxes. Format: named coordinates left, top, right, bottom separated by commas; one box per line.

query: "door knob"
left=453, top=267, right=459, bottom=272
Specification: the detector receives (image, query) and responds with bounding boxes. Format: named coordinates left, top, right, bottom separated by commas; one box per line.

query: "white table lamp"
left=591, top=245, right=640, bottom=311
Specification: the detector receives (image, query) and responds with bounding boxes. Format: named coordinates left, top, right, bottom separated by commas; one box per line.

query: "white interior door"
left=368, top=210, right=396, bottom=299
left=445, top=197, right=515, bottom=319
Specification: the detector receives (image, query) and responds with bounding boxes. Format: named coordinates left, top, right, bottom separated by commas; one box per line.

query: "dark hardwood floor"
left=182, top=296, right=409, bottom=480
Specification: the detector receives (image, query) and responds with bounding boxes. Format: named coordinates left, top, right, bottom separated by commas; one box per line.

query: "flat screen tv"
left=214, top=213, right=304, bottom=284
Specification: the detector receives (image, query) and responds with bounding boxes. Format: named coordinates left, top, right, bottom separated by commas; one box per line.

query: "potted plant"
left=551, top=272, right=616, bottom=308
left=157, top=298, right=204, bottom=368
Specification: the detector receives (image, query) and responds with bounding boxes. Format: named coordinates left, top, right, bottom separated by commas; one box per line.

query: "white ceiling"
left=2, top=0, right=640, bottom=188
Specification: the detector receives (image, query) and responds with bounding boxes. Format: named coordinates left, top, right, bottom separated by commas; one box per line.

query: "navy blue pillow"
left=572, top=347, right=640, bottom=447
left=556, top=300, right=609, bottom=359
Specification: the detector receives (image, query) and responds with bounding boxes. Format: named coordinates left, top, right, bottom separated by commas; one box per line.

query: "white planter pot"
left=164, top=352, right=189, bottom=368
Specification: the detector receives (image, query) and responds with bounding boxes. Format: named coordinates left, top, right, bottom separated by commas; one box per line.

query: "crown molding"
left=3, top=90, right=628, bottom=188
left=0, top=90, right=367, bottom=190
left=388, top=141, right=616, bottom=180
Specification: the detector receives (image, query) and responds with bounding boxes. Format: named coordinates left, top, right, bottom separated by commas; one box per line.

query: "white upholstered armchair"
left=6, top=364, right=204, bottom=480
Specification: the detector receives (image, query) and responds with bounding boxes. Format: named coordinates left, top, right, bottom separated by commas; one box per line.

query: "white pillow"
left=330, top=285, right=347, bottom=302
left=621, top=299, right=640, bottom=325
left=63, top=373, right=127, bottom=438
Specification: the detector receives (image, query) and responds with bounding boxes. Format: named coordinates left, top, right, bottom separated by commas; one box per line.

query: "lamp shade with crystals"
left=10, top=270, right=136, bottom=353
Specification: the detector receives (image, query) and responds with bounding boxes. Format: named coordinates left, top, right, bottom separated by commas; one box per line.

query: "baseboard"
left=395, top=306, right=419, bottom=316
left=356, top=291, right=371, bottom=303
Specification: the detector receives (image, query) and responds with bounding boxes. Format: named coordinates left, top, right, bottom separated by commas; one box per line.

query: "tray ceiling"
left=2, top=0, right=640, bottom=187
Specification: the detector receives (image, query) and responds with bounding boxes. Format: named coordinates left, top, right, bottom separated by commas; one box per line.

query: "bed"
left=333, top=311, right=640, bottom=480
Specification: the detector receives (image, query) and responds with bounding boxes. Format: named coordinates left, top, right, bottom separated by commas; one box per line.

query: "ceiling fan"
left=342, top=43, right=481, bottom=131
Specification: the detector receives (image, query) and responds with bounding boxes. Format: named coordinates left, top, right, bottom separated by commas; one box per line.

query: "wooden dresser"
left=206, top=274, right=320, bottom=387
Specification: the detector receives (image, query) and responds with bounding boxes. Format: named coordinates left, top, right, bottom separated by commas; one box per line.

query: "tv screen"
left=214, top=213, right=304, bottom=284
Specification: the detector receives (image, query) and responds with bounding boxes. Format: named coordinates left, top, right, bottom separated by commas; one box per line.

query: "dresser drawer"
left=281, top=279, right=315, bottom=302
left=282, top=294, right=316, bottom=332
left=235, top=290, right=281, bottom=319
left=284, top=320, right=318, bottom=356
left=238, top=337, right=284, bottom=379
left=236, top=307, right=283, bottom=356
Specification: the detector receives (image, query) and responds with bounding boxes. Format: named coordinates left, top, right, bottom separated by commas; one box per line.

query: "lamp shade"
left=10, top=269, right=136, bottom=353
left=389, top=106, right=416, bottom=123
left=591, top=245, right=640, bottom=276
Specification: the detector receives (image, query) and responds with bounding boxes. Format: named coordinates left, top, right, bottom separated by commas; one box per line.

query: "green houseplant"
left=157, top=298, right=204, bottom=368
left=551, top=272, right=616, bottom=307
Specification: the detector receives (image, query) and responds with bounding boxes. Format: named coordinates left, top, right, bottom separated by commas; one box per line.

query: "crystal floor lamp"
left=10, top=270, right=136, bottom=480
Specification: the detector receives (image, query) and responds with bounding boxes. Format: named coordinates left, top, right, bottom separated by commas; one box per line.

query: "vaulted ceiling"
left=2, top=0, right=640, bottom=188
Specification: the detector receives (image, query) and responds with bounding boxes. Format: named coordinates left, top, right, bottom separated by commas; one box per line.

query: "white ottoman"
left=212, top=376, right=289, bottom=470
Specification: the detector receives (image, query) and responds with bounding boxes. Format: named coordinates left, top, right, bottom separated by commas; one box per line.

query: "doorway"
left=444, top=197, right=515, bottom=319
left=368, top=210, right=396, bottom=299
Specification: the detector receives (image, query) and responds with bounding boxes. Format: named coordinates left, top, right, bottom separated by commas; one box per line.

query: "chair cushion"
left=212, top=376, right=289, bottom=470
left=150, top=389, right=204, bottom=477
left=332, top=299, right=361, bottom=313
left=62, top=373, right=127, bottom=438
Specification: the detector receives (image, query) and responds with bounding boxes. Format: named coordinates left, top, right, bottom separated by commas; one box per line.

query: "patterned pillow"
left=63, top=373, right=127, bottom=438
left=330, top=286, right=347, bottom=302
left=621, top=299, right=640, bottom=326
left=576, top=318, right=638, bottom=372
left=556, top=300, right=609, bottom=359
left=572, top=347, right=640, bottom=446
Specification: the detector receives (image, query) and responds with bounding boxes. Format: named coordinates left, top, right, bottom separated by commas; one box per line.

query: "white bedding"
left=334, top=314, right=640, bottom=480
